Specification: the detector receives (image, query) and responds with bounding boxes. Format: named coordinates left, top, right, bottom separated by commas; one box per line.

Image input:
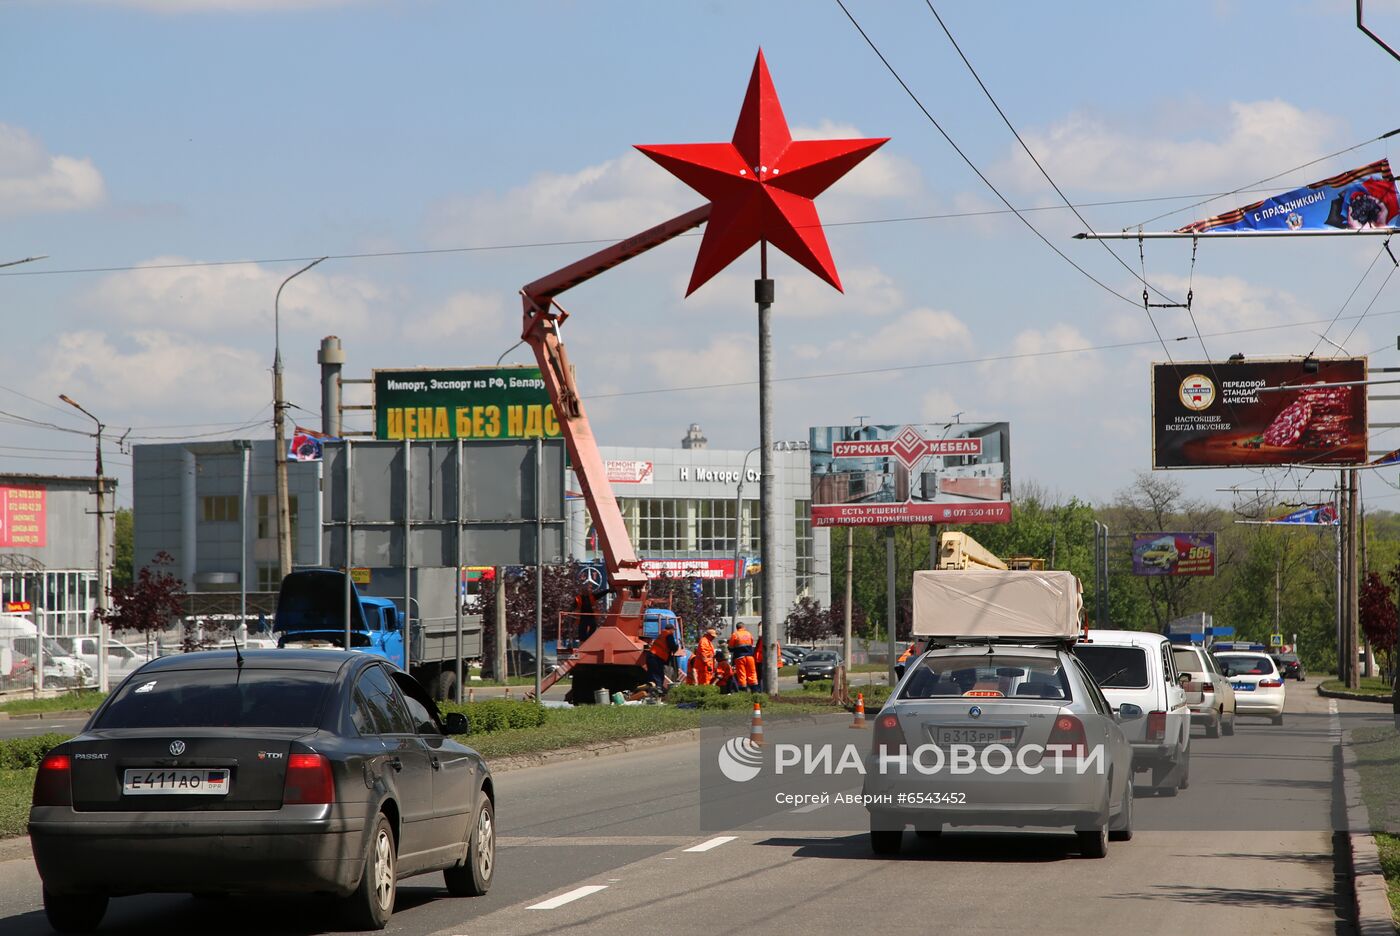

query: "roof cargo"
left=911, top=570, right=1083, bottom=641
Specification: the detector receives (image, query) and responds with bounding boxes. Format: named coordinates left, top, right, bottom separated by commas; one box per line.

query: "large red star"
left=637, top=48, right=888, bottom=295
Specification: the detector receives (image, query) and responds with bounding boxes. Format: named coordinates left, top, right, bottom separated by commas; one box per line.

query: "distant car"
left=30, top=650, right=495, bottom=932
left=1074, top=630, right=1191, bottom=795
left=1170, top=644, right=1236, bottom=738
left=58, top=635, right=152, bottom=684
left=864, top=643, right=1135, bottom=858
left=1214, top=651, right=1287, bottom=725
left=797, top=650, right=841, bottom=683
left=1271, top=652, right=1305, bottom=681
left=779, top=646, right=805, bottom=666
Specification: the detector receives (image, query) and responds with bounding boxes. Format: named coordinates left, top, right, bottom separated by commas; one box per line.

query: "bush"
left=665, top=684, right=719, bottom=705
left=0, top=734, right=69, bottom=770
left=441, top=699, right=548, bottom=735
left=800, top=679, right=835, bottom=694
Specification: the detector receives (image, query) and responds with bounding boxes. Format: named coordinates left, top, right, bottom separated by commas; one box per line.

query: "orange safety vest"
left=650, top=629, right=674, bottom=662
left=728, top=627, right=754, bottom=658
left=697, top=633, right=716, bottom=663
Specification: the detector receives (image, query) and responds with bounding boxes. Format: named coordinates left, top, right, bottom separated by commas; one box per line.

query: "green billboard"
left=373, top=366, right=562, bottom=441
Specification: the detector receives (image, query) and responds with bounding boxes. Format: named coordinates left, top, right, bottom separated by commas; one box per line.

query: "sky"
left=3, top=0, right=1400, bottom=517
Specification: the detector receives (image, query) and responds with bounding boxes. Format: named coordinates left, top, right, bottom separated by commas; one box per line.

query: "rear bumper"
left=861, top=759, right=1111, bottom=830
left=29, top=804, right=369, bottom=897
left=1129, top=743, right=1182, bottom=771
left=1233, top=695, right=1285, bottom=716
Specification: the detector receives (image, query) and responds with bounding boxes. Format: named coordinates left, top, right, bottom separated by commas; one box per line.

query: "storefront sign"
left=606, top=460, right=654, bottom=484
left=0, top=487, right=46, bottom=548
left=374, top=366, right=562, bottom=442
left=640, top=558, right=746, bottom=580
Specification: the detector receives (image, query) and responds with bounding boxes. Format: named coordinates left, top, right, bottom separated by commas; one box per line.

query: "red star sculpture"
left=637, top=48, right=888, bottom=296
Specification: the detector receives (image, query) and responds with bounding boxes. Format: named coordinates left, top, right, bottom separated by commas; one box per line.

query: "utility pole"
left=59, top=394, right=108, bottom=693
left=1347, top=469, right=1361, bottom=688
left=273, top=257, right=327, bottom=580
left=843, top=526, right=853, bottom=679
left=886, top=526, right=896, bottom=685
left=756, top=250, right=778, bottom=695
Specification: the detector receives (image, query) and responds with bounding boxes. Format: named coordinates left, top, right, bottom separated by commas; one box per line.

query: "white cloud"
left=681, top=263, right=905, bottom=318
left=82, top=257, right=385, bottom=336
left=0, top=124, right=104, bottom=216
left=995, top=100, right=1344, bottom=194
left=416, top=289, right=513, bottom=342
left=981, top=323, right=1103, bottom=399
left=837, top=307, right=972, bottom=363
left=640, top=333, right=755, bottom=391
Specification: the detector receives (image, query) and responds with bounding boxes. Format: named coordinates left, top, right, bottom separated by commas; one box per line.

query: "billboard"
left=808, top=423, right=1011, bottom=526
left=1152, top=359, right=1367, bottom=468
left=1132, top=532, right=1216, bottom=577
left=374, top=366, right=562, bottom=442
left=640, top=558, right=752, bottom=580
left=0, top=487, right=45, bottom=548
left=1177, top=160, right=1398, bottom=234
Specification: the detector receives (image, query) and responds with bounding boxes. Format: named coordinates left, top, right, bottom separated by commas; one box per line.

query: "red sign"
left=4, top=601, right=31, bottom=612
left=0, top=487, right=46, bottom=548
left=812, top=502, right=1012, bottom=526
left=640, top=559, right=742, bottom=580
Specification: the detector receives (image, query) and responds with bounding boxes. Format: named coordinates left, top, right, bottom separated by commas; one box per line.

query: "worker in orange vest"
left=754, top=631, right=781, bottom=691
left=646, top=624, right=678, bottom=692
left=728, top=623, right=757, bottom=692
left=713, top=649, right=736, bottom=694
left=693, top=626, right=718, bottom=685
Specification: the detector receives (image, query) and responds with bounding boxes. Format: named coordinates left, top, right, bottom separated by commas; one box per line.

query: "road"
left=0, top=685, right=1384, bottom=935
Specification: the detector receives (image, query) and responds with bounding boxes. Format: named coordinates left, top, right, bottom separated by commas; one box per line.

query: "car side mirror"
left=1116, top=703, right=1144, bottom=720
left=444, top=712, right=469, bottom=735
left=1177, top=673, right=1191, bottom=687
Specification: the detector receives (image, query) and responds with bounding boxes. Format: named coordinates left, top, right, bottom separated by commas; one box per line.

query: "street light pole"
left=59, top=394, right=108, bottom=693
left=273, top=257, right=327, bottom=581
left=732, top=446, right=761, bottom=628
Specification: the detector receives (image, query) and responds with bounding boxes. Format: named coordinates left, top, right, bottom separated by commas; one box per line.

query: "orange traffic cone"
left=748, top=700, right=764, bottom=745
left=849, top=693, right=867, bottom=729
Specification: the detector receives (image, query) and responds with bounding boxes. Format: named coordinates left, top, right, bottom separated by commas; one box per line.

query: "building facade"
left=0, top=473, right=115, bottom=640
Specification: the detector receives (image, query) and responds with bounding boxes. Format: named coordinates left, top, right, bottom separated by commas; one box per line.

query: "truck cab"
left=273, top=569, right=406, bottom=670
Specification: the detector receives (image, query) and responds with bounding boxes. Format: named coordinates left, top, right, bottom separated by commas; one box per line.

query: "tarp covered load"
left=912, top=570, right=1082, bottom=640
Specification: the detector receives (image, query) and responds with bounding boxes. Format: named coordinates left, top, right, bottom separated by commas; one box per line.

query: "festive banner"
left=289, top=426, right=340, bottom=462
left=1266, top=504, right=1338, bottom=525
left=1177, top=160, right=1399, bottom=234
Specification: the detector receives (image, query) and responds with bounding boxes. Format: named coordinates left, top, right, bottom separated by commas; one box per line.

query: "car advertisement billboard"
left=808, top=423, right=1011, bottom=527
left=1132, top=532, right=1216, bottom=577
left=1152, top=358, right=1367, bottom=468
left=374, top=365, right=562, bottom=442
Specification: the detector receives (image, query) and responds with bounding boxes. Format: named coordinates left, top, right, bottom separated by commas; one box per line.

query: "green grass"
left=463, top=705, right=703, bottom=758
left=1321, top=676, right=1394, bottom=697
left=1377, top=834, right=1400, bottom=928
left=1352, top=726, right=1400, bottom=834
left=0, top=769, right=34, bottom=838
left=850, top=663, right=889, bottom=674
left=0, top=691, right=106, bottom=716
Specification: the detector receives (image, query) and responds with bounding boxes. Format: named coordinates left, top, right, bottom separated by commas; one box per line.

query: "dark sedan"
left=29, top=649, right=495, bottom=932
left=1272, top=652, right=1305, bottom=681
left=797, top=650, right=841, bottom=683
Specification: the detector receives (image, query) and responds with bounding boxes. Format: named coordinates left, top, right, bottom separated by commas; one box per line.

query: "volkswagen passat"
left=863, top=644, right=1135, bottom=858
left=29, top=650, right=495, bottom=932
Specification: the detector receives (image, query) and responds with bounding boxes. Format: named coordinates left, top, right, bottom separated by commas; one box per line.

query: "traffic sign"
left=1269, top=633, right=1283, bottom=647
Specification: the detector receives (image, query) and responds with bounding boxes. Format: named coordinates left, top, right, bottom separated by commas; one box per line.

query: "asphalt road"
left=0, top=717, right=89, bottom=740
left=0, top=685, right=1385, bottom=935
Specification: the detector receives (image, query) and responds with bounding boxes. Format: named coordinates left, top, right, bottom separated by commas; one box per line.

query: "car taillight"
left=33, top=752, right=72, bottom=807
left=1199, top=681, right=1213, bottom=692
left=1258, top=679, right=1283, bottom=688
left=1046, top=714, right=1088, bottom=757
left=1147, top=711, right=1167, bottom=742
left=873, top=713, right=905, bottom=756
left=283, top=753, right=335, bottom=805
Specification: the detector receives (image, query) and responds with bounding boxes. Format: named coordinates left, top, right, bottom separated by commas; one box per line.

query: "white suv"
left=1074, top=630, right=1192, bottom=795
left=1213, top=651, right=1286, bottom=725
left=1171, top=643, right=1236, bottom=738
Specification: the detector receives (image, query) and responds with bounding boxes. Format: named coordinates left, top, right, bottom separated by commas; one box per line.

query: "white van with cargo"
left=1073, top=630, right=1191, bottom=795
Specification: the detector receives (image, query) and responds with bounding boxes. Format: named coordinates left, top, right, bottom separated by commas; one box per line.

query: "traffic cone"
left=748, top=700, right=764, bottom=745
left=849, top=693, right=867, bottom=729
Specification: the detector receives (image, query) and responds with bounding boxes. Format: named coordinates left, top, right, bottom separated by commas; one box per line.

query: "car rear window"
left=1073, top=645, right=1150, bottom=689
left=1220, top=655, right=1275, bottom=675
left=95, top=669, right=335, bottom=729
left=1172, top=648, right=1204, bottom=673
left=899, top=655, right=1072, bottom=701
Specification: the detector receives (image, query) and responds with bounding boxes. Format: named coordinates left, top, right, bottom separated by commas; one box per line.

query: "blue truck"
left=274, top=568, right=480, bottom=698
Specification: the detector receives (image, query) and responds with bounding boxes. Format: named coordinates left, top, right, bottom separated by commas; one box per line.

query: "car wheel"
left=341, top=813, right=396, bottom=930
left=1205, top=712, right=1220, bottom=739
left=1177, top=750, right=1190, bottom=791
left=1271, top=714, right=1285, bottom=726
left=1150, top=761, right=1179, bottom=796
left=1077, top=824, right=1108, bottom=859
left=1109, top=778, right=1133, bottom=842
left=43, top=889, right=108, bottom=934
left=1222, top=712, right=1236, bottom=736
left=444, top=795, right=495, bottom=897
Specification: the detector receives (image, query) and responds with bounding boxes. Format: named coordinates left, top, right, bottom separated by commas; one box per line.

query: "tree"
left=785, top=597, right=837, bottom=643
left=645, top=577, right=723, bottom=642
left=1364, top=569, right=1399, bottom=683
left=100, top=551, right=185, bottom=646
left=112, top=508, right=134, bottom=589
left=478, top=562, right=582, bottom=676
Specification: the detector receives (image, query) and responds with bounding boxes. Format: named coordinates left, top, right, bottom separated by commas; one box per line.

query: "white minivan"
left=0, top=614, right=93, bottom=688
left=1074, top=630, right=1192, bottom=795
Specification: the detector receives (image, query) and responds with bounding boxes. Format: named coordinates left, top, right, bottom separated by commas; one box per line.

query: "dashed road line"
left=527, top=885, right=609, bottom=910
left=683, top=835, right=736, bottom=852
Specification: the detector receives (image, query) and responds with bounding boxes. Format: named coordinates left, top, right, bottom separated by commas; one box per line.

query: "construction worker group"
left=681, top=623, right=778, bottom=693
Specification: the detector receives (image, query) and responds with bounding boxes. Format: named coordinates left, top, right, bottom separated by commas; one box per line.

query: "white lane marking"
left=528, top=885, right=608, bottom=910
left=684, top=835, right=736, bottom=853
left=790, top=802, right=825, bottom=814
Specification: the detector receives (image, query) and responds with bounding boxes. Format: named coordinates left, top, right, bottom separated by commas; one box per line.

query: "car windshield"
left=1073, top=645, right=1150, bottom=689
left=1172, top=648, right=1204, bottom=673
left=899, top=654, right=1072, bottom=701
left=805, top=652, right=837, bottom=662
left=1221, top=655, right=1275, bottom=675
left=95, top=668, right=335, bottom=729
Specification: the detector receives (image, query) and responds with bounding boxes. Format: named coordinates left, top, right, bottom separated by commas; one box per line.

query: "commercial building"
left=0, top=473, right=115, bottom=639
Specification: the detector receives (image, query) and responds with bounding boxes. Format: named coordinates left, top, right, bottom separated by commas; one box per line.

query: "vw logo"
left=968, top=706, right=982, bottom=719
left=169, top=740, right=186, bottom=756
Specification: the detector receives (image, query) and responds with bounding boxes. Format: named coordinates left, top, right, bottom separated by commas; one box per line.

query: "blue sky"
left=3, top=0, right=1400, bottom=515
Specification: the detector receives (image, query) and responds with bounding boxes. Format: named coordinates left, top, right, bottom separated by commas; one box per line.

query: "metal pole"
left=1337, top=474, right=1344, bottom=681
left=1092, top=521, right=1102, bottom=627
left=317, top=336, right=345, bottom=438
left=535, top=437, right=544, bottom=702
left=756, top=249, right=778, bottom=695
left=60, top=394, right=108, bottom=692
left=240, top=441, right=249, bottom=634
left=843, top=527, right=853, bottom=673
left=455, top=438, right=464, bottom=703
left=732, top=447, right=758, bottom=628
left=1102, top=524, right=1111, bottom=629
left=404, top=439, right=412, bottom=669
left=886, top=526, right=897, bottom=685
left=344, top=439, right=353, bottom=650
left=274, top=257, right=327, bottom=581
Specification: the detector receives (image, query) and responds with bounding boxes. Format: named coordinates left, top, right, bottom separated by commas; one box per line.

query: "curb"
left=0, top=710, right=94, bottom=722
left=1319, top=684, right=1396, bottom=705
left=1338, top=731, right=1398, bottom=934
left=487, top=727, right=702, bottom=772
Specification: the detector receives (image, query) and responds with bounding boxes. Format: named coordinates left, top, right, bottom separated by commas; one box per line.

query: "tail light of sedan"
left=33, top=752, right=72, bottom=807
left=1198, top=681, right=1213, bottom=693
left=1046, top=714, right=1088, bottom=758
left=1258, top=679, right=1284, bottom=688
left=283, top=753, right=335, bottom=805
left=1147, top=711, right=1167, bottom=742
left=872, top=713, right=905, bottom=757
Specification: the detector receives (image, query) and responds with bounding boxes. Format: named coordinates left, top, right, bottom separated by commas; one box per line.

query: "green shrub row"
left=440, top=699, right=549, bottom=734
left=0, top=733, right=69, bottom=770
